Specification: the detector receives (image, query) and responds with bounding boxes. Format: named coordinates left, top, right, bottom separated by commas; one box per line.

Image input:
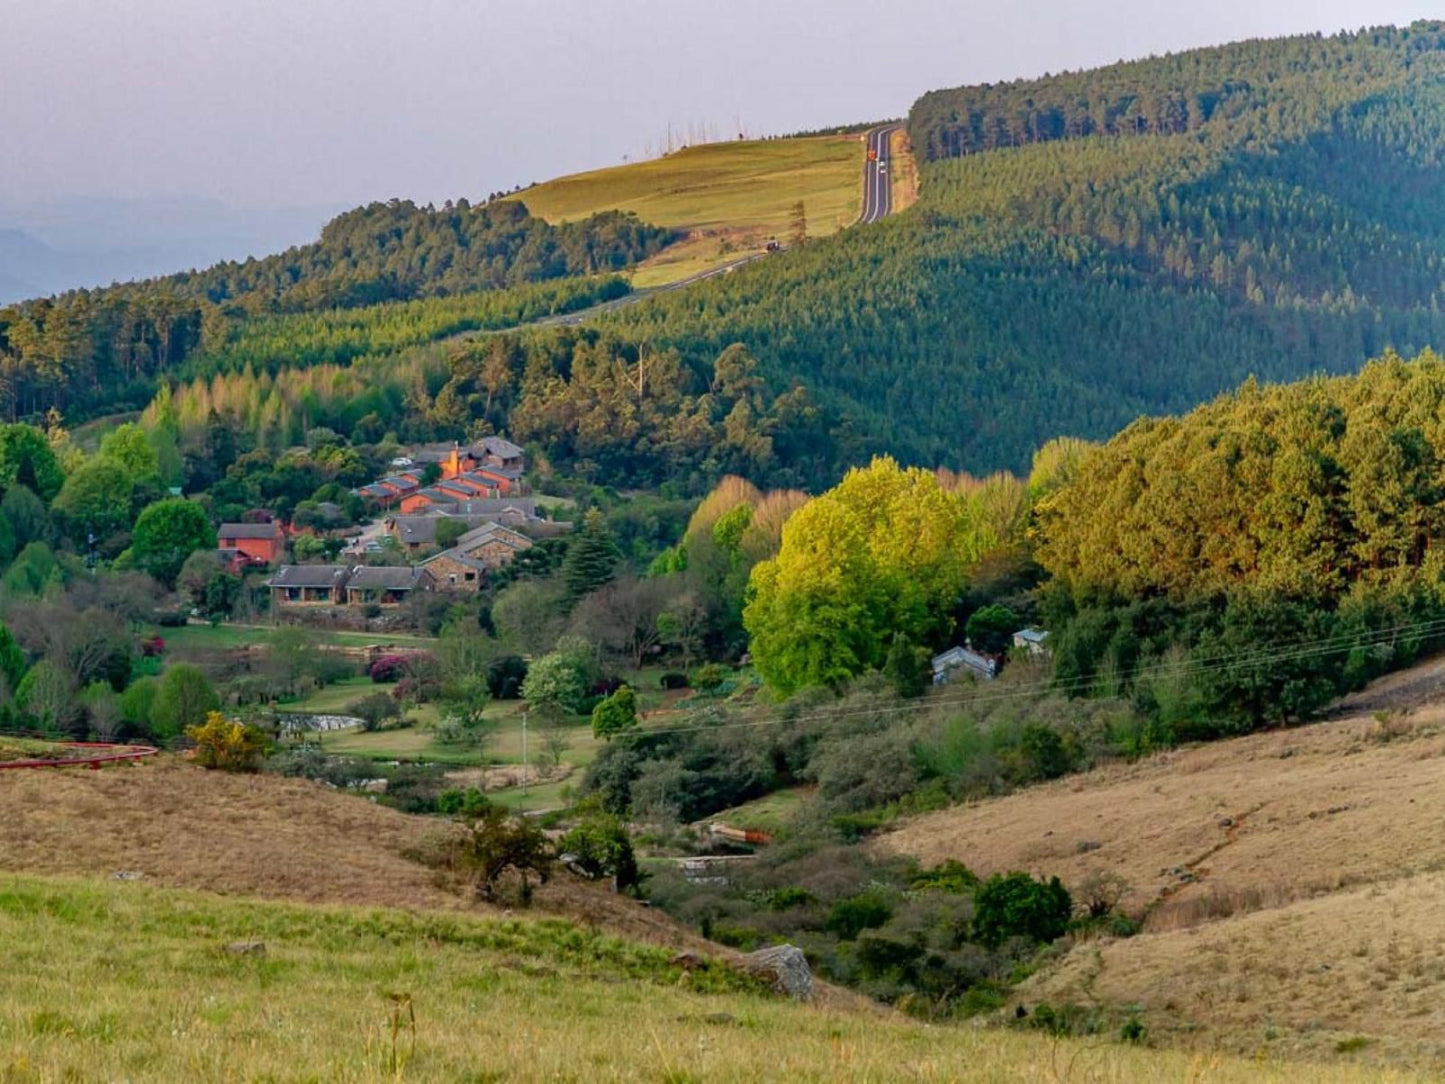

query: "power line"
left=626, top=614, right=1445, bottom=742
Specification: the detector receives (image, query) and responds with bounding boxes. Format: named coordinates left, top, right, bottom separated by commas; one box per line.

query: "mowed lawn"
left=159, top=623, right=438, bottom=653
left=508, top=135, right=865, bottom=286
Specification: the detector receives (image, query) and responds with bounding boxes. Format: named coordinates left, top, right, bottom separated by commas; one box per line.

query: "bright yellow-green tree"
left=744, top=457, right=971, bottom=694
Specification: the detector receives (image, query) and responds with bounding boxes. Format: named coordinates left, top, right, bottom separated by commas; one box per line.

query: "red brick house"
left=218, top=522, right=286, bottom=569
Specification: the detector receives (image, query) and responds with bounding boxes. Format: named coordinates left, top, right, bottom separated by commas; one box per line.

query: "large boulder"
left=743, top=944, right=813, bottom=1001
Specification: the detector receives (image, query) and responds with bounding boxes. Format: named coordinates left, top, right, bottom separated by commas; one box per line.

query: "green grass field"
left=508, top=136, right=865, bottom=287
left=160, top=623, right=439, bottom=653
left=0, top=874, right=1414, bottom=1083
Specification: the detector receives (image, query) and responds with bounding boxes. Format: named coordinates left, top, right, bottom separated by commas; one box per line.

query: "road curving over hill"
left=460, top=123, right=909, bottom=338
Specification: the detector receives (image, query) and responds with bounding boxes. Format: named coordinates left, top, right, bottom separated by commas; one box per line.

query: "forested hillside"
left=1038, top=349, right=1445, bottom=735
left=606, top=23, right=1445, bottom=472
left=0, top=200, right=667, bottom=419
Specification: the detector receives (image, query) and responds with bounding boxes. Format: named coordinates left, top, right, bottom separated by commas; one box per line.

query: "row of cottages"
left=385, top=498, right=539, bottom=553
left=396, top=468, right=526, bottom=514
left=217, top=521, right=287, bottom=573
left=419, top=523, right=533, bottom=592
left=359, top=437, right=528, bottom=509
left=265, top=564, right=434, bottom=609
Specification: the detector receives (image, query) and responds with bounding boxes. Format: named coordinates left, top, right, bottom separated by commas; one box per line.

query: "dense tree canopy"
left=0, top=200, right=665, bottom=419
left=744, top=457, right=972, bottom=694
left=1036, top=352, right=1445, bottom=732
left=600, top=22, right=1445, bottom=474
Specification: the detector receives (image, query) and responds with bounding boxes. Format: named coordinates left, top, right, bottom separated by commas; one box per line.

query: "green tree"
left=1, top=541, right=60, bottom=597
left=129, top=498, right=216, bottom=587
left=52, top=458, right=135, bottom=543
left=434, top=518, right=470, bottom=549
left=152, top=663, right=220, bottom=742
left=965, top=604, right=1018, bottom=655
left=120, top=676, right=159, bottom=733
left=99, top=423, right=161, bottom=482
left=0, top=622, right=28, bottom=695
left=0, top=424, right=63, bottom=502
left=590, top=684, right=638, bottom=741
left=973, top=871, right=1073, bottom=947
left=560, top=804, right=641, bottom=892
left=16, top=659, right=75, bottom=735
left=883, top=632, right=932, bottom=698
left=1, top=485, right=51, bottom=550
left=744, top=457, right=970, bottom=694
left=521, top=638, right=595, bottom=714
left=562, top=509, right=620, bottom=606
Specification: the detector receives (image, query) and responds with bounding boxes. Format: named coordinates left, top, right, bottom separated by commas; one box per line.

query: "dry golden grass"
left=509, top=136, right=864, bottom=287
left=0, top=873, right=1427, bottom=1083
left=0, top=756, right=723, bottom=954
left=889, top=126, right=920, bottom=213
left=877, top=657, right=1445, bottom=1068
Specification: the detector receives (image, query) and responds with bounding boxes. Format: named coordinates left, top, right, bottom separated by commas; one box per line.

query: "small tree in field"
left=591, top=684, right=638, bottom=741
left=446, top=805, right=554, bottom=903
left=538, top=703, right=572, bottom=768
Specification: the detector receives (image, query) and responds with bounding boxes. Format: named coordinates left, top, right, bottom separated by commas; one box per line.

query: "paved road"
left=458, top=124, right=905, bottom=339
left=859, top=123, right=903, bottom=224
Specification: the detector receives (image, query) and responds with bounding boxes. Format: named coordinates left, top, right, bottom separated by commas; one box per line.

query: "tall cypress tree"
left=563, top=509, right=620, bottom=606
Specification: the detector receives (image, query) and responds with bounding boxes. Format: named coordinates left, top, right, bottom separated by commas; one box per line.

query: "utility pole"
left=520, top=710, right=529, bottom=809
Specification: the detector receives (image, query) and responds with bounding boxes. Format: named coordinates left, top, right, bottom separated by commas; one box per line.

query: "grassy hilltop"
left=509, top=135, right=865, bottom=286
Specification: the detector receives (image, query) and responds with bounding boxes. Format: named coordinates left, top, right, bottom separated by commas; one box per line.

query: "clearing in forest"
left=507, top=135, right=865, bottom=286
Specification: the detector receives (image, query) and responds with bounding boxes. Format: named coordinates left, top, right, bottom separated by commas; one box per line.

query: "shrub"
left=560, top=806, right=642, bottom=893
left=369, top=654, right=412, bottom=683
left=437, top=787, right=492, bottom=818
left=1019, top=723, right=1071, bottom=781
left=692, top=663, right=727, bottom=692
left=1120, top=1015, right=1147, bottom=1044
left=590, top=684, right=638, bottom=741
left=659, top=671, right=690, bottom=690
left=825, top=891, right=894, bottom=940
left=911, top=859, right=978, bottom=895
left=767, top=886, right=816, bottom=911
left=1076, top=869, right=1129, bottom=920
left=139, top=635, right=165, bottom=658
left=392, top=675, right=441, bottom=705
left=186, top=711, right=269, bottom=772
left=974, top=872, right=1073, bottom=947
left=485, top=655, right=528, bottom=699
left=346, top=691, right=403, bottom=732
left=442, top=806, right=554, bottom=903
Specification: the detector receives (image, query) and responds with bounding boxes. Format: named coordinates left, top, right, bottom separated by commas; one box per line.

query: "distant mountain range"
left=0, top=195, right=342, bottom=302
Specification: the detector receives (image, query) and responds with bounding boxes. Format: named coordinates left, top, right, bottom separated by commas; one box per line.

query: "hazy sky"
left=3, top=0, right=1440, bottom=210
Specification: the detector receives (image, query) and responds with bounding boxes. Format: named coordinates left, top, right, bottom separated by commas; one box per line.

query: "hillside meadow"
left=879, top=656, right=1445, bottom=1069
left=508, top=135, right=865, bottom=286
left=0, top=873, right=1427, bottom=1083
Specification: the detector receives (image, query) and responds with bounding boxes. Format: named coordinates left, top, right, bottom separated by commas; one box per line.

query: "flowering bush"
left=370, top=655, right=412, bottom=683
left=140, top=635, right=165, bottom=658
left=186, top=711, right=269, bottom=773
